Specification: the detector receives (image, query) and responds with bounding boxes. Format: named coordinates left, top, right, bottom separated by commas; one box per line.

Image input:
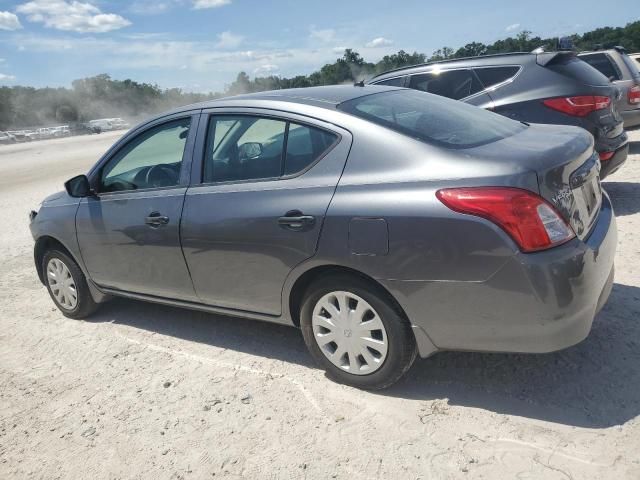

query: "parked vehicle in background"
left=109, top=118, right=130, bottom=130
left=0, top=131, right=17, bottom=145
left=89, top=119, right=114, bottom=132
left=70, top=122, right=101, bottom=135
left=37, top=127, right=59, bottom=140
left=579, top=47, right=640, bottom=129
left=630, top=53, right=640, bottom=69
left=49, top=126, right=71, bottom=137
left=30, top=85, right=616, bottom=389
left=369, top=51, right=628, bottom=178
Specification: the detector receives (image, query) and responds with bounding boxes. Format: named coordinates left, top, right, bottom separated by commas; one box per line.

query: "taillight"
left=629, top=85, right=640, bottom=105
left=436, top=187, right=575, bottom=253
left=599, top=151, right=615, bottom=161
left=542, top=95, right=611, bottom=117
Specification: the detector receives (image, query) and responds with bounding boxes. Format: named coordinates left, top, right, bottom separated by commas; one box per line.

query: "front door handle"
left=278, top=210, right=315, bottom=231
left=145, top=212, right=170, bottom=227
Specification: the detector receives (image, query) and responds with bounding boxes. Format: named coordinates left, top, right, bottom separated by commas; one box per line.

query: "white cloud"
left=215, top=31, right=243, bottom=49
left=309, top=27, right=336, bottom=43
left=192, top=0, right=231, bottom=9
left=16, top=1, right=131, bottom=33
left=0, top=11, right=22, bottom=30
left=128, top=1, right=175, bottom=15
left=365, top=37, right=393, bottom=48
left=505, top=23, right=521, bottom=32
left=0, top=73, right=16, bottom=81
left=332, top=46, right=347, bottom=54
left=254, top=64, right=279, bottom=75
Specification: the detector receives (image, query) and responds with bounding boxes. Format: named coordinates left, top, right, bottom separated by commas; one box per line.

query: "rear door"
left=181, top=109, right=352, bottom=315
left=407, top=68, right=494, bottom=109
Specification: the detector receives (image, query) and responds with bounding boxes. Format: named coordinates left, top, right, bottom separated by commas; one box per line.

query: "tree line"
left=1, top=20, right=639, bottom=130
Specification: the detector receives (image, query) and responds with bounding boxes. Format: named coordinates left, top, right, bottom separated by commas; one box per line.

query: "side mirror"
left=238, top=142, right=263, bottom=160
left=64, top=174, right=93, bottom=198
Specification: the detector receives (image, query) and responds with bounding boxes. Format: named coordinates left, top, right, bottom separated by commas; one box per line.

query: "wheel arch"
left=287, top=264, right=409, bottom=328
left=34, top=235, right=77, bottom=285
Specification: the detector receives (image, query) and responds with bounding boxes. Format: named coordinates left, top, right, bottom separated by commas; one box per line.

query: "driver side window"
left=100, top=118, right=191, bottom=193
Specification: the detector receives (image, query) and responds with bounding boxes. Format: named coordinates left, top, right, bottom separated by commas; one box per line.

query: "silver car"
left=29, top=86, right=616, bottom=389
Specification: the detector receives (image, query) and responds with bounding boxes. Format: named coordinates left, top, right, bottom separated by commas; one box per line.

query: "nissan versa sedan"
left=29, top=85, right=617, bottom=389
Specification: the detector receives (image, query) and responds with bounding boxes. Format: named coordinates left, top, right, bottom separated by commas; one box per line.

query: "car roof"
left=169, top=84, right=403, bottom=115
left=369, top=52, right=535, bottom=82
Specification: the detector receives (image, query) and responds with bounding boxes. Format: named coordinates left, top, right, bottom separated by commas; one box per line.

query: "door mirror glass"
left=65, top=174, right=92, bottom=197
left=238, top=142, right=263, bottom=160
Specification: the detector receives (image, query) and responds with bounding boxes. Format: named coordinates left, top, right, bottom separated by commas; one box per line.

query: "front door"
left=181, top=111, right=351, bottom=315
left=76, top=114, right=199, bottom=301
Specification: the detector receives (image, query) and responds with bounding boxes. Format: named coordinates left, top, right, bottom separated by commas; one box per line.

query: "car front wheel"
left=43, top=249, right=99, bottom=319
left=300, top=275, right=417, bottom=390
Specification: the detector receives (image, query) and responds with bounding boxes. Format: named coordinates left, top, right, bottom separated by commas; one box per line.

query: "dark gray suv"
left=369, top=51, right=629, bottom=178
left=30, top=86, right=616, bottom=389
left=579, top=47, right=640, bottom=128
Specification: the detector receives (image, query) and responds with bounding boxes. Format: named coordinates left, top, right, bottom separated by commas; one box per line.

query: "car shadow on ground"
left=92, top=281, right=640, bottom=429
left=604, top=180, right=640, bottom=216
left=628, top=140, right=639, bottom=155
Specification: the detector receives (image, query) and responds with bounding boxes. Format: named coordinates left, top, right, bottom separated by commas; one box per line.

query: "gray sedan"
left=29, top=85, right=616, bottom=389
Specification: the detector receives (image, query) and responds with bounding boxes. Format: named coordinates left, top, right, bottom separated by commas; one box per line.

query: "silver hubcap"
left=46, top=258, right=78, bottom=310
left=312, top=291, right=388, bottom=375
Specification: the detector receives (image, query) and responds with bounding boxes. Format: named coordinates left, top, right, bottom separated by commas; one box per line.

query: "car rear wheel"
left=300, top=275, right=417, bottom=389
left=43, top=249, right=99, bottom=319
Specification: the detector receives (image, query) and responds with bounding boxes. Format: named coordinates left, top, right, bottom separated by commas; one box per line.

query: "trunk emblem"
left=552, top=189, right=573, bottom=204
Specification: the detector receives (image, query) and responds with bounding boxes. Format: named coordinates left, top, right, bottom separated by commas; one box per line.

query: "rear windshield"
left=337, top=90, right=525, bottom=149
left=579, top=53, right=620, bottom=81
left=550, top=56, right=610, bottom=85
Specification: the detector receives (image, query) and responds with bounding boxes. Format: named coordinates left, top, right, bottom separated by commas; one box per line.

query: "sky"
left=0, top=0, right=638, bottom=92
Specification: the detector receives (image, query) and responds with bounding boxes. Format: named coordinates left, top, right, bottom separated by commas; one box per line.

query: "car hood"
left=42, top=190, right=80, bottom=207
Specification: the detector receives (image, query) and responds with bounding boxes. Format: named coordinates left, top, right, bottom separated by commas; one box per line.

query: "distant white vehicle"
left=630, top=53, right=640, bottom=71
left=49, top=126, right=71, bottom=137
left=35, top=127, right=54, bottom=140
left=0, top=131, right=17, bottom=145
left=108, top=118, right=130, bottom=130
left=89, top=119, right=114, bottom=131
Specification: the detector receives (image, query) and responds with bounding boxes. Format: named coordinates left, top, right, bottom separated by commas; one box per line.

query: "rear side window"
left=474, top=66, right=520, bottom=89
left=338, top=90, right=525, bottom=149
left=284, top=123, right=337, bottom=175
left=409, top=69, right=483, bottom=100
left=203, top=116, right=337, bottom=183
left=375, top=76, right=406, bottom=87
left=577, top=54, right=620, bottom=81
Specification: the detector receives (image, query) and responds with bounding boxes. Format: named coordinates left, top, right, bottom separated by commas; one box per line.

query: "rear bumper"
left=600, top=143, right=629, bottom=179
left=621, top=107, right=640, bottom=129
left=383, top=193, right=617, bottom=358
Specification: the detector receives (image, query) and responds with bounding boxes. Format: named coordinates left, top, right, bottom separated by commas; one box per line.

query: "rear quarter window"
left=474, top=66, right=520, bottom=89
left=338, top=90, right=525, bottom=149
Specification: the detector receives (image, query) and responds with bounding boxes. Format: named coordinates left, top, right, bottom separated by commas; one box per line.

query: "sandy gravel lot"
left=1, top=129, right=639, bottom=479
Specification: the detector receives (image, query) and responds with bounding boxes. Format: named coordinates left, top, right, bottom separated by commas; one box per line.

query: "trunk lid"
left=472, top=123, right=602, bottom=240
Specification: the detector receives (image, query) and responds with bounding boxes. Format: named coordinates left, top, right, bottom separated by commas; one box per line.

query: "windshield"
left=337, top=90, right=525, bottom=149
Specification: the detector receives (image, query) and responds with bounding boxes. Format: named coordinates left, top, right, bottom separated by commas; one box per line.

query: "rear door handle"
left=278, top=211, right=315, bottom=231
left=145, top=212, right=170, bottom=227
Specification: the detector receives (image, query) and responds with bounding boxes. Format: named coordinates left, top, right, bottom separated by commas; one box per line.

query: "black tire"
left=42, top=249, right=100, bottom=319
left=300, top=274, right=417, bottom=390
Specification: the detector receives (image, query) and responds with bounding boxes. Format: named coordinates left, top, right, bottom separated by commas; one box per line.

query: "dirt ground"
left=1, top=129, right=639, bottom=480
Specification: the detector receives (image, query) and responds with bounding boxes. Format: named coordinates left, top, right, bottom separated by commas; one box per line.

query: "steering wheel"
left=145, top=164, right=176, bottom=188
